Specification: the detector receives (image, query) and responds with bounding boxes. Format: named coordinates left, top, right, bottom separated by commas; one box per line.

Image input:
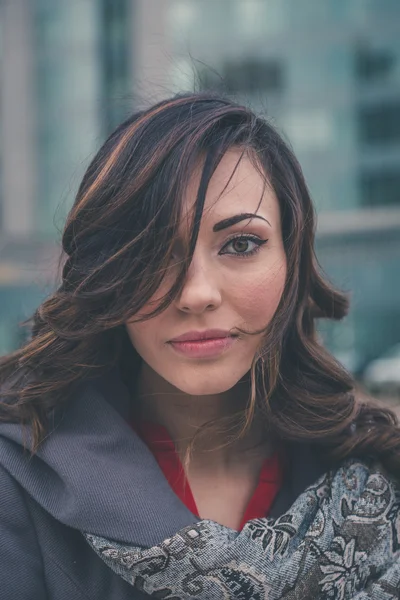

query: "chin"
left=168, top=374, right=242, bottom=396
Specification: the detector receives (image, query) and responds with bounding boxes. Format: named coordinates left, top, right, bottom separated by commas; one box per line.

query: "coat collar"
left=0, top=369, right=326, bottom=545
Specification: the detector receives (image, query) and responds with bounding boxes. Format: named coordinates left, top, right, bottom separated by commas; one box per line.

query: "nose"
left=176, top=258, right=222, bottom=314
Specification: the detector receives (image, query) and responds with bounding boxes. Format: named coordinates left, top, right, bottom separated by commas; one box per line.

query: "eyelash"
left=219, top=234, right=268, bottom=258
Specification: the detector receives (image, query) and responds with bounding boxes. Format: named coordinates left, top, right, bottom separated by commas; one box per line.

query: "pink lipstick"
left=168, top=329, right=238, bottom=359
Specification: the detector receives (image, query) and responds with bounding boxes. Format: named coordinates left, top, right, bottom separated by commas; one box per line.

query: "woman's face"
left=126, top=149, right=287, bottom=395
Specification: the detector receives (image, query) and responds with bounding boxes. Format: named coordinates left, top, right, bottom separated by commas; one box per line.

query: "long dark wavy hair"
left=0, top=92, right=398, bottom=472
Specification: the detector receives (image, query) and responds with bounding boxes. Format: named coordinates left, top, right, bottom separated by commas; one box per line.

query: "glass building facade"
left=0, top=0, right=133, bottom=352
left=34, top=0, right=132, bottom=236
left=168, top=0, right=400, bottom=210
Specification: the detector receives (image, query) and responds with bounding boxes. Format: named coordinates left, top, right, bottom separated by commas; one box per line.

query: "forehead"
left=182, top=148, right=280, bottom=226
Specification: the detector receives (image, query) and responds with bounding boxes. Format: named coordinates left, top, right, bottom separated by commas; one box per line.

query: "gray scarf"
left=85, top=459, right=400, bottom=599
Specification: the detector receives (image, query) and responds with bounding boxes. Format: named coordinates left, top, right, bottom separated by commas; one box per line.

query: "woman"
left=0, top=93, right=399, bottom=600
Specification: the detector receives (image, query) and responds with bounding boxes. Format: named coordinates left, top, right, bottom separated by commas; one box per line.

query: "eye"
left=219, top=235, right=268, bottom=258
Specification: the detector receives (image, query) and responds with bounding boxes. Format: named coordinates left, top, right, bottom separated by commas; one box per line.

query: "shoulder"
left=303, top=456, right=400, bottom=527
left=0, top=462, right=38, bottom=538
left=0, top=463, right=48, bottom=597
left=329, top=456, right=399, bottom=496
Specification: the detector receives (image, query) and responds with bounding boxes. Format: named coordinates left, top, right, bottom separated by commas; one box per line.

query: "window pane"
left=360, top=170, right=400, bottom=206
left=358, top=101, right=400, bottom=145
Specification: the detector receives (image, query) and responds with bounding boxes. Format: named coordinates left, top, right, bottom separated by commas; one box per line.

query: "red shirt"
left=134, top=421, right=282, bottom=531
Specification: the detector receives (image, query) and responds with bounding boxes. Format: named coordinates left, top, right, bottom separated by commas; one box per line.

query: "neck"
left=134, top=362, right=271, bottom=468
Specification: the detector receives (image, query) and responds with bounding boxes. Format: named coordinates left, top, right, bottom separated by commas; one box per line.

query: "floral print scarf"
left=85, top=459, right=400, bottom=599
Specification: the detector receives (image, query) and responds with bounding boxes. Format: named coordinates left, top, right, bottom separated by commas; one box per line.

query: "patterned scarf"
left=85, top=459, right=400, bottom=599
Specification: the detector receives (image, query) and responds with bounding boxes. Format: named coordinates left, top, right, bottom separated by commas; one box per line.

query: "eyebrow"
left=213, top=213, right=272, bottom=232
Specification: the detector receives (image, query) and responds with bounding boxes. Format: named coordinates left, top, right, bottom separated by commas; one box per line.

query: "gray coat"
left=0, top=370, right=325, bottom=599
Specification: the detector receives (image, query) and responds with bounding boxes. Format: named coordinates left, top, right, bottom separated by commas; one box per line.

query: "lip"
left=170, top=329, right=235, bottom=343
left=168, top=329, right=238, bottom=359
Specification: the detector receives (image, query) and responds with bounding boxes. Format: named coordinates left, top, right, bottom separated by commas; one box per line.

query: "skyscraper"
left=0, top=0, right=133, bottom=352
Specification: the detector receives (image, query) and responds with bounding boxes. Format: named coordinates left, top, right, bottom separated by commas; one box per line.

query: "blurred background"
left=0, top=0, right=399, bottom=397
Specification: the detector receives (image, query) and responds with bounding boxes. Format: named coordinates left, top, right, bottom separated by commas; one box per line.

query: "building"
left=0, top=0, right=134, bottom=352
left=136, top=0, right=400, bottom=371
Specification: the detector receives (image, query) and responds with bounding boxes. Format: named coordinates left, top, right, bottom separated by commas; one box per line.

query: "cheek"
left=126, top=316, right=162, bottom=358
left=230, top=261, right=287, bottom=324
left=125, top=283, right=172, bottom=350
